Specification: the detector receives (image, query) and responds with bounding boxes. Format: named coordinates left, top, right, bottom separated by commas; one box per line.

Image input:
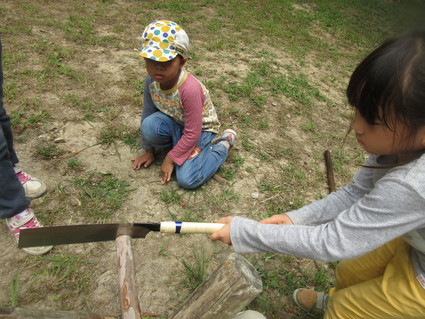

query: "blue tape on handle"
left=175, top=222, right=182, bottom=233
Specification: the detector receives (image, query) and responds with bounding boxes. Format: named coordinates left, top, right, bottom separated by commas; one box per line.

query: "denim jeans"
left=141, top=112, right=229, bottom=189
left=0, top=40, right=30, bottom=218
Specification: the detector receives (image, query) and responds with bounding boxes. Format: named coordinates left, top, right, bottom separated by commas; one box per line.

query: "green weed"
left=64, top=94, right=100, bottom=121
left=219, top=166, right=237, bottom=180
left=181, top=248, right=208, bottom=290
left=34, top=144, right=63, bottom=160
left=9, top=275, right=19, bottom=308
left=160, top=189, right=183, bottom=204
left=61, top=173, right=134, bottom=221
left=98, top=127, right=122, bottom=145
left=159, top=239, right=171, bottom=256
left=122, top=131, right=140, bottom=150
left=67, top=157, right=81, bottom=169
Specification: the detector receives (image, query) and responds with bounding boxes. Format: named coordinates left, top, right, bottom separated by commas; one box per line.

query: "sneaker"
left=292, top=288, right=328, bottom=312
left=6, top=208, right=53, bottom=255
left=214, top=129, right=237, bottom=149
left=15, top=167, right=47, bottom=199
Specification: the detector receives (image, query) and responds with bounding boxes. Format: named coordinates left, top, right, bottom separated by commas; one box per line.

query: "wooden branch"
left=116, top=235, right=142, bottom=319
left=171, top=253, right=262, bottom=319
left=0, top=307, right=119, bottom=318
left=324, top=150, right=336, bottom=193
left=212, top=173, right=228, bottom=184
left=279, top=313, right=302, bottom=319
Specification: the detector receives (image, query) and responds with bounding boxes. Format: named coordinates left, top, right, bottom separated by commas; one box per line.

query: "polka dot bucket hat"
left=140, top=20, right=189, bottom=62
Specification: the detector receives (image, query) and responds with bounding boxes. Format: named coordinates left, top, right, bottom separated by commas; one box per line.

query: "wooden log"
left=171, top=253, right=262, bottom=319
left=0, top=307, right=119, bottom=318
left=116, top=235, right=142, bottom=319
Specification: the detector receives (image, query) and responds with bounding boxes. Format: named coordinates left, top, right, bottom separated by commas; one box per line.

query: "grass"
left=2, top=0, right=425, bottom=318
left=33, top=144, right=63, bottom=160
left=27, top=253, right=95, bottom=307
left=68, top=173, right=133, bottom=220
left=67, top=157, right=81, bottom=169
left=180, top=248, right=209, bottom=291
left=160, top=188, right=183, bottom=204
left=9, top=275, right=19, bottom=308
left=159, top=239, right=171, bottom=256
left=248, top=254, right=336, bottom=318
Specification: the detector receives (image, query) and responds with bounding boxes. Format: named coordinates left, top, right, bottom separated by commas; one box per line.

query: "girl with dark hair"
left=213, top=30, right=425, bottom=318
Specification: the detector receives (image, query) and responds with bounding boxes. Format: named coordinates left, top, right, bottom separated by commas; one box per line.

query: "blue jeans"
left=141, top=112, right=229, bottom=189
left=0, top=40, right=30, bottom=218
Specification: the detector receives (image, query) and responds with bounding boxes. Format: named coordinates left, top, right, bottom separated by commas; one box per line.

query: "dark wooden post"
left=171, top=253, right=262, bottom=319
left=324, top=150, right=336, bottom=193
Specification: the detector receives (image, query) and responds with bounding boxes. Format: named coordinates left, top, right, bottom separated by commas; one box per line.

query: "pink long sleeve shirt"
left=143, top=70, right=220, bottom=166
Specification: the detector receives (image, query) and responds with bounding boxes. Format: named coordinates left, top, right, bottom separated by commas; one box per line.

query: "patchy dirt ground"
left=0, top=0, right=376, bottom=318
left=1, top=120, right=246, bottom=315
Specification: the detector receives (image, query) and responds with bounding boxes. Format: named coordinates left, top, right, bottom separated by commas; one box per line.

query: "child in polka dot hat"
left=132, top=20, right=236, bottom=189
left=140, top=20, right=189, bottom=61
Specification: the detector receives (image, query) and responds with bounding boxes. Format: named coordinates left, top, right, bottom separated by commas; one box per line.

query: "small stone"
left=54, top=137, right=66, bottom=143
left=251, top=192, right=259, bottom=199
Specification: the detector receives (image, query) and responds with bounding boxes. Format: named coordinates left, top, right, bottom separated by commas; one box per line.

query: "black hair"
left=347, top=30, right=425, bottom=158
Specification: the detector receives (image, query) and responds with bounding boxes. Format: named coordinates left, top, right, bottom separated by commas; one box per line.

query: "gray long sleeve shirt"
left=230, top=154, right=425, bottom=289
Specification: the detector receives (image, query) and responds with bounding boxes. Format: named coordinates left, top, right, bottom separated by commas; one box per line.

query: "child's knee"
left=177, top=176, right=201, bottom=189
left=141, top=117, right=159, bottom=142
left=335, top=259, right=365, bottom=290
left=175, top=165, right=202, bottom=189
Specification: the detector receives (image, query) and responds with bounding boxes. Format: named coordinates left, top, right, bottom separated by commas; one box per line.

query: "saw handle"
left=160, top=222, right=224, bottom=234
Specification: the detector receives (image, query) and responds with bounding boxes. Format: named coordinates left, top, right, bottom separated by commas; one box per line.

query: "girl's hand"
left=161, top=155, right=175, bottom=184
left=210, top=216, right=234, bottom=245
left=260, top=214, right=293, bottom=225
left=131, top=150, right=155, bottom=169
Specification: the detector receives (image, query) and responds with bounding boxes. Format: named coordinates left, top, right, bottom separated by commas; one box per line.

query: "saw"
left=18, top=222, right=224, bottom=248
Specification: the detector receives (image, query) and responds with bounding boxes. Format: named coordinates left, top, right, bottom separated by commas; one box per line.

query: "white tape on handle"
left=160, top=222, right=224, bottom=234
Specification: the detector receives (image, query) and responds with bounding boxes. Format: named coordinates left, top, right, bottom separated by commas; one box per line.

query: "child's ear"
left=180, top=57, right=187, bottom=67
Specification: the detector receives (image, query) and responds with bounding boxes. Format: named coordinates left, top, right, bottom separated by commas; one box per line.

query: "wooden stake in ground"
left=324, top=150, right=336, bottom=193
left=116, top=235, right=142, bottom=319
left=171, top=253, right=262, bottom=319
